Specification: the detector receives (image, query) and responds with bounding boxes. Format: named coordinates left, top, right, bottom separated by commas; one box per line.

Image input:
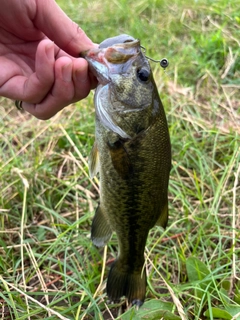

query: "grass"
left=0, top=0, right=239, bottom=319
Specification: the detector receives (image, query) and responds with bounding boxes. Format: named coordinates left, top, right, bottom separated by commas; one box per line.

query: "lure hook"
left=141, top=46, right=169, bottom=69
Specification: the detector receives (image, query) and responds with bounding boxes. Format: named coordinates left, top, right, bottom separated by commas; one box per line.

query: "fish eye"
left=137, top=68, right=150, bottom=82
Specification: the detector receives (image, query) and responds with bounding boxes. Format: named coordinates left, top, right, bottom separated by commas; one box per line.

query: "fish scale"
left=81, top=34, right=171, bottom=306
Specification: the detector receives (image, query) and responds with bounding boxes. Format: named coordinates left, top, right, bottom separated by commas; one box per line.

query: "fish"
left=81, top=34, right=171, bottom=306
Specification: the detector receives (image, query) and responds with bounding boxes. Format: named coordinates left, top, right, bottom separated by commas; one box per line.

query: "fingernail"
left=45, top=41, right=54, bottom=60
left=62, top=63, right=72, bottom=82
left=75, top=67, right=87, bottom=83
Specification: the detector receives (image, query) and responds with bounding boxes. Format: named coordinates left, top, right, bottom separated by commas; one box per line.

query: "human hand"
left=0, top=0, right=98, bottom=119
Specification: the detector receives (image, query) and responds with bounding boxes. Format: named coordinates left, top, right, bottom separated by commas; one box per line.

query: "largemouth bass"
left=82, top=34, right=171, bottom=306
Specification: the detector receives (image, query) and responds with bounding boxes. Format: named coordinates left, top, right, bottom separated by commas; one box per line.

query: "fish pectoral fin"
left=91, top=205, right=112, bottom=247
left=88, top=141, right=100, bottom=178
left=108, top=139, right=133, bottom=180
left=107, top=259, right=146, bottom=306
left=155, top=202, right=169, bottom=228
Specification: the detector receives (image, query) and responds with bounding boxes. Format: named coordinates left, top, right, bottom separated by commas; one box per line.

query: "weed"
left=0, top=0, right=239, bottom=319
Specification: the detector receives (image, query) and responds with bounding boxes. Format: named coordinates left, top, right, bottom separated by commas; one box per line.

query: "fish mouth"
left=81, top=36, right=140, bottom=84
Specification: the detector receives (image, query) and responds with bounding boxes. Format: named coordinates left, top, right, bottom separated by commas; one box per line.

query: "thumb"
left=34, top=0, right=95, bottom=56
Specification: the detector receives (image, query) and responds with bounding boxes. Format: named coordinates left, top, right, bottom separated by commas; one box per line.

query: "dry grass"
left=0, top=0, right=240, bottom=319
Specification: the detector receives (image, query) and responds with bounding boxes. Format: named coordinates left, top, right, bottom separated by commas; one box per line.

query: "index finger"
left=34, top=0, right=96, bottom=56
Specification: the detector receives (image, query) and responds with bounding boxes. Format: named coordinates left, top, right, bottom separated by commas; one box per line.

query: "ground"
left=0, top=0, right=239, bottom=319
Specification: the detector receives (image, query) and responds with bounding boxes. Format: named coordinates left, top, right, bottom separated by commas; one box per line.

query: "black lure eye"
left=137, top=68, right=150, bottom=82
left=160, top=58, right=169, bottom=69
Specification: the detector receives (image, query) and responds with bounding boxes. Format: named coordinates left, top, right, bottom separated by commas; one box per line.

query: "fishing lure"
left=141, top=45, right=169, bottom=69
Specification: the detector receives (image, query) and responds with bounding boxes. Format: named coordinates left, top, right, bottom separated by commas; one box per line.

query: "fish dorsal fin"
left=155, top=202, right=168, bottom=228
left=88, top=141, right=100, bottom=178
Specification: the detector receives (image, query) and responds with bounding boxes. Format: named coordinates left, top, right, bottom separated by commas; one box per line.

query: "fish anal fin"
left=155, top=202, right=169, bottom=228
left=91, top=205, right=112, bottom=247
left=107, top=259, right=146, bottom=306
left=88, top=141, right=100, bottom=178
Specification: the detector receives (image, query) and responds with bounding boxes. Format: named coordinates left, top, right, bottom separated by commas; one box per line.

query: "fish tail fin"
left=106, top=259, right=146, bottom=306
left=91, top=205, right=112, bottom=247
